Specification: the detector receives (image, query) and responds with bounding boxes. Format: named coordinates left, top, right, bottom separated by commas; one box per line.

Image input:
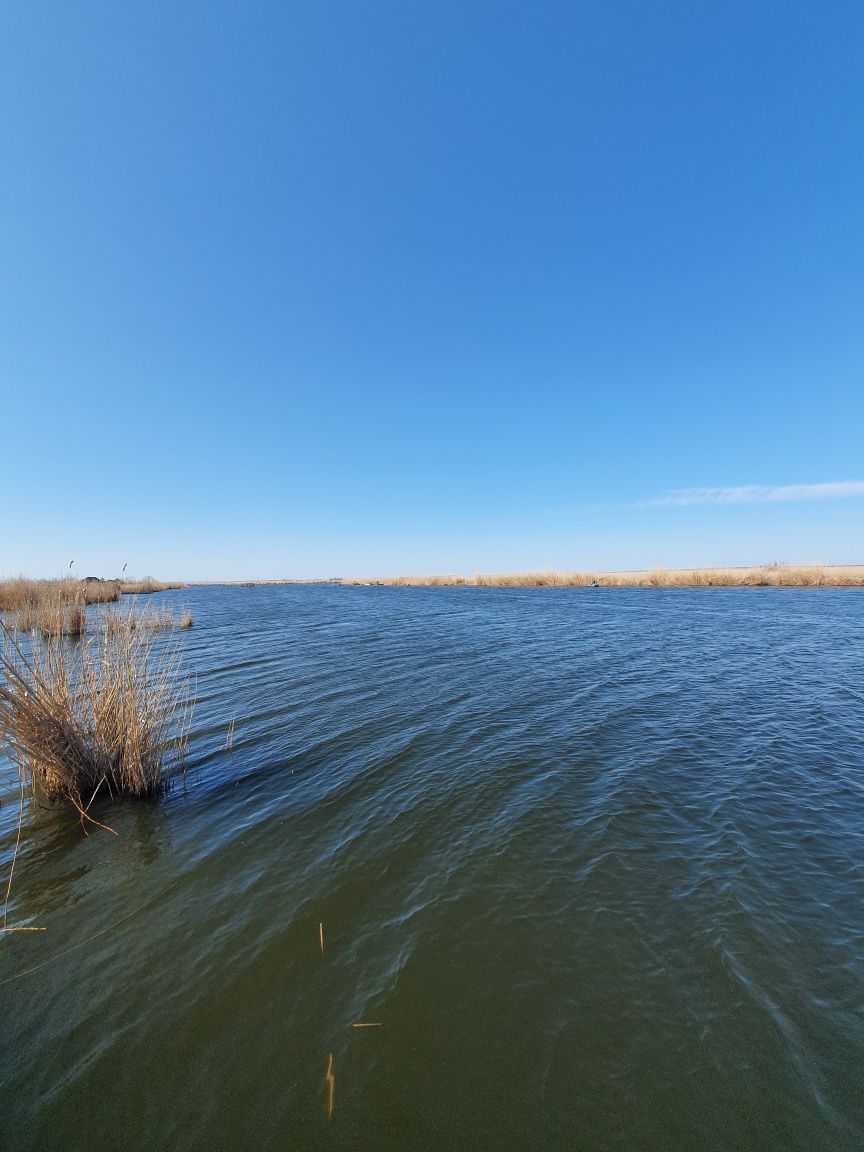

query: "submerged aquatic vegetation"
left=0, top=613, right=191, bottom=814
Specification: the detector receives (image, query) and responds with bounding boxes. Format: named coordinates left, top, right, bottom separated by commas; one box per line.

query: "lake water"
left=2, top=585, right=863, bottom=1150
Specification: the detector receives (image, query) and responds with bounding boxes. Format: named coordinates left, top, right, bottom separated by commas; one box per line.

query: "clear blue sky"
left=2, top=1, right=862, bottom=579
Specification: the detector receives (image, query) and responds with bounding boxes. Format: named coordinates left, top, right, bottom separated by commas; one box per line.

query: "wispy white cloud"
left=643, top=481, right=864, bottom=507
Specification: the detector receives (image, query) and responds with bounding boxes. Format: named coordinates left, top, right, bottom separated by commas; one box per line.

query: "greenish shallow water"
left=1, top=585, right=863, bottom=1151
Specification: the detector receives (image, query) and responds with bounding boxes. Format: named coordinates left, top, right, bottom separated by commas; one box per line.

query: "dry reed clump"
left=0, top=576, right=120, bottom=613
left=120, top=577, right=184, bottom=596
left=0, top=615, right=191, bottom=811
left=103, top=607, right=194, bottom=633
left=15, top=601, right=87, bottom=638
left=6, top=582, right=88, bottom=638
left=78, top=580, right=123, bottom=604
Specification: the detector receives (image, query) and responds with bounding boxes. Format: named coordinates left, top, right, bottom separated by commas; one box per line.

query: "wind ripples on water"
left=1, top=584, right=863, bottom=1151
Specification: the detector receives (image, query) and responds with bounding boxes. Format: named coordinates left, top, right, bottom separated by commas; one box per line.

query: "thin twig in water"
left=351, top=1022, right=383, bottom=1028
left=67, top=792, right=118, bottom=837
left=319, top=922, right=324, bottom=955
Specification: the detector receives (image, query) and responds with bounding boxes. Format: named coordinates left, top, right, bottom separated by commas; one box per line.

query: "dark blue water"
left=2, top=585, right=863, bottom=1150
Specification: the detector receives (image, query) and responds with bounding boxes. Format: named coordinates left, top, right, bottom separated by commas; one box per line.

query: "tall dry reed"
left=386, top=574, right=471, bottom=586
left=120, top=577, right=184, bottom=596
left=0, top=576, right=120, bottom=613
left=474, top=571, right=597, bottom=587
left=351, top=564, right=864, bottom=588
left=0, top=615, right=191, bottom=813
left=103, top=606, right=194, bottom=634
left=597, top=564, right=856, bottom=587
left=16, top=602, right=87, bottom=638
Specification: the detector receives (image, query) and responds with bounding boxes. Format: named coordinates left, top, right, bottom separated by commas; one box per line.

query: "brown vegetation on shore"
left=385, top=574, right=473, bottom=586
left=0, top=576, right=120, bottom=613
left=0, top=577, right=186, bottom=640
left=120, top=577, right=184, bottom=595
left=0, top=577, right=111, bottom=638
left=347, top=564, right=864, bottom=588
left=0, top=614, right=191, bottom=811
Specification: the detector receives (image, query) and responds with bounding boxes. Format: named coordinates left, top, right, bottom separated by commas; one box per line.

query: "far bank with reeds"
left=339, top=563, right=864, bottom=588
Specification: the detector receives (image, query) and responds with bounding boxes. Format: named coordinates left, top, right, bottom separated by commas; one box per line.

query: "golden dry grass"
left=0, top=614, right=191, bottom=811
left=346, top=564, right=864, bottom=588
left=2, top=579, right=91, bottom=637
left=79, top=580, right=123, bottom=603
left=15, top=601, right=87, bottom=638
left=474, top=571, right=596, bottom=587
left=593, top=564, right=864, bottom=587
left=385, top=574, right=472, bottom=586
left=0, top=576, right=121, bottom=613
left=103, top=606, right=194, bottom=634
left=0, top=576, right=185, bottom=639
left=120, top=577, right=184, bottom=595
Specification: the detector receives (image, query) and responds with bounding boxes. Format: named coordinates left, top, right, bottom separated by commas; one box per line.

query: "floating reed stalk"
left=325, top=1053, right=335, bottom=1120
left=0, top=614, right=191, bottom=814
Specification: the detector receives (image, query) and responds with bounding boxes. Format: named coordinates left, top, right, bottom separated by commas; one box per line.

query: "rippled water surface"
left=2, top=585, right=864, bottom=1150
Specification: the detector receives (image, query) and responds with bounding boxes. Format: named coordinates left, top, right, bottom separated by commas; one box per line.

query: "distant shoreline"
left=192, top=564, right=864, bottom=589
